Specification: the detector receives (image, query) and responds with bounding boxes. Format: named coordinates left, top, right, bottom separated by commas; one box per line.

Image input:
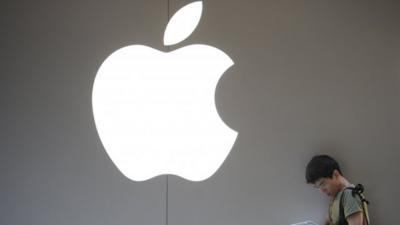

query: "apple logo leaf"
left=163, top=1, right=203, bottom=46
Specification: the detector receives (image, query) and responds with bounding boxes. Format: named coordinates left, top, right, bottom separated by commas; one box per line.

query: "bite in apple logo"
left=92, top=1, right=238, bottom=182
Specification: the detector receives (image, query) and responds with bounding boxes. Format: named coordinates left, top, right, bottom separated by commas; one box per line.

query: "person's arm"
left=323, top=215, right=330, bottom=225
left=346, top=211, right=363, bottom=225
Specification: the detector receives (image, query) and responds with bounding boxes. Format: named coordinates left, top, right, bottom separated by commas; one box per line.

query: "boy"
left=305, top=155, right=370, bottom=225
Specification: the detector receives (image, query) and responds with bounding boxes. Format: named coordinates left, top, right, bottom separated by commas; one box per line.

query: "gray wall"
left=1, top=0, right=399, bottom=225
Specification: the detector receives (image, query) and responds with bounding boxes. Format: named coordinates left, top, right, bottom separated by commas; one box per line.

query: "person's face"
left=312, top=170, right=341, bottom=197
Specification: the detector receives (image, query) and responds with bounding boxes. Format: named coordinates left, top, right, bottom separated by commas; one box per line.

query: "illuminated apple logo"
left=92, top=1, right=237, bottom=182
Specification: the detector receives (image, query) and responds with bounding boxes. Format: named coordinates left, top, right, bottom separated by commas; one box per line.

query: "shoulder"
left=342, top=187, right=363, bottom=206
left=341, top=187, right=363, bottom=218
left=342, top=188, right=361, bottom=203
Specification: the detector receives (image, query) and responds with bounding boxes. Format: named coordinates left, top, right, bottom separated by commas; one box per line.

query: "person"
left=305, top=155, right=370, bottom=225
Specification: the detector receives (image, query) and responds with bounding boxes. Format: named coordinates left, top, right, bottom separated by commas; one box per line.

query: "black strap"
left=338, top=188, right=349, bottom=225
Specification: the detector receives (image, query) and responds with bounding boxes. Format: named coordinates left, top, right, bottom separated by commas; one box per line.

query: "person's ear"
left=332, top=169, right=340, bottom=178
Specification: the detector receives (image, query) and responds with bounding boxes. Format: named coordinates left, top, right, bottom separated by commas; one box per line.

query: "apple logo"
left=92, top=1, right=237, bottom=182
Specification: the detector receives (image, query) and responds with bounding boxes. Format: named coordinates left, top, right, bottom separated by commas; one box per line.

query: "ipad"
left=290, top=221, right=318, bottom=225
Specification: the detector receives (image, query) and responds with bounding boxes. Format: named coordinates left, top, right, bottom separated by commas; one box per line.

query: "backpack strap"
left=338, top=188, right=349, bottom=225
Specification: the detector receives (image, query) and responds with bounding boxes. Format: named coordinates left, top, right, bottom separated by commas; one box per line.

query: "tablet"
left=290, top=221, right=318, bottom=225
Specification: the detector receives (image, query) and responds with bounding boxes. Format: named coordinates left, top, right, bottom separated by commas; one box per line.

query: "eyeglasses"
left=312, top=179, right=327, bottom=189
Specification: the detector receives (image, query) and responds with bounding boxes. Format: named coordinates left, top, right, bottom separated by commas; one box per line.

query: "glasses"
left=312, top=179, right=327, bottom=189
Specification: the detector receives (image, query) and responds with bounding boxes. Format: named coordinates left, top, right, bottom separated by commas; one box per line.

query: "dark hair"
left=305, top=155, right=342, bottom=184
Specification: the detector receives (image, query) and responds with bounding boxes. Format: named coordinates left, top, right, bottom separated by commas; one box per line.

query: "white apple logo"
left=92, top=1, right=237, bottom=182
